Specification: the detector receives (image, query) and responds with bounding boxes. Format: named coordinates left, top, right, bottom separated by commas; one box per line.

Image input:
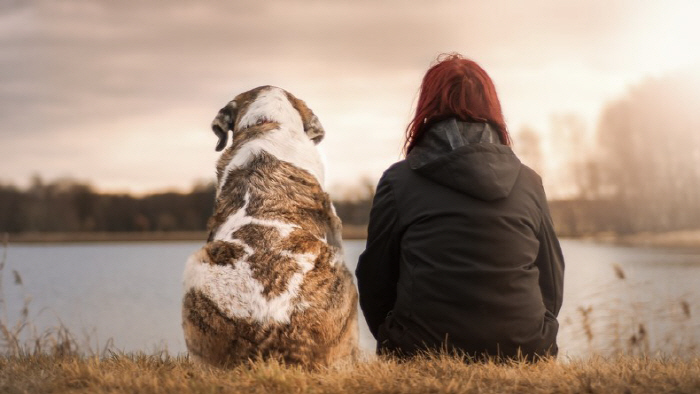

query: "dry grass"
left=1, top=352, right=699, bottom=394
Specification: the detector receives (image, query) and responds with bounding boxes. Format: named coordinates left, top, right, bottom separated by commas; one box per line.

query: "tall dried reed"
left=0, top=234, right=96, bottom=357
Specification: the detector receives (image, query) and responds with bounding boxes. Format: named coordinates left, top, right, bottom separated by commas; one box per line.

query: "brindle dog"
left=182, top=86, right=358, bottom=368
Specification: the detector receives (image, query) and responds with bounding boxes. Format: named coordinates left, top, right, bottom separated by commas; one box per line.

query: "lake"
left=1, top=239, right=699, bottom=358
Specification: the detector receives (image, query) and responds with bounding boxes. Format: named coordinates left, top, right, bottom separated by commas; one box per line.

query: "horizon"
left=2, top=1, right=700, bottom=198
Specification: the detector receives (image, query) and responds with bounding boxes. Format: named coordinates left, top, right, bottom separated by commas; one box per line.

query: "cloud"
left=2, top=0, right=699, bottom=193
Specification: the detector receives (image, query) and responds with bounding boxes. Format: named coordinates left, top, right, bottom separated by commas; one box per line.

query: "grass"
left=1, top=352, right=700, bottom=394
left=2, top=234, right=700, bottom=393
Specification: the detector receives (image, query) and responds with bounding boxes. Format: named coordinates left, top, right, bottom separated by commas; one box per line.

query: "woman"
left=356, top=53, right=565, bottom=360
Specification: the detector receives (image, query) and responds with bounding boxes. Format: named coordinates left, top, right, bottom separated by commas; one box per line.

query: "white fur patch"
left=237, top=88, right=304, bottom=131
left=213, top=191, right=299, bottom=241
left=183, top=244, right=319, bottom=324
left=280, top=251, right=316, bottom=272
left=183, top=249, right=312, bottom=324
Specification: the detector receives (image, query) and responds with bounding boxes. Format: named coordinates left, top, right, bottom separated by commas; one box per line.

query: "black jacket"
left=356, top=119, right=565, bottom=359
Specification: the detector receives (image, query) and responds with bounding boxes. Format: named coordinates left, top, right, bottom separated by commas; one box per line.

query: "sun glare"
left=626, top=3, right=700, bottom=75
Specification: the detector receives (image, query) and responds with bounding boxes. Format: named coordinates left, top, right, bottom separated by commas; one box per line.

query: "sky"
left=1, top=0, right=699, bottom=197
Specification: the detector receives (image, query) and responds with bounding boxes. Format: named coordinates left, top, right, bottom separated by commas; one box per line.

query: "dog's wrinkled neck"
left=257, top=117, right=273, bottom=124
left=248, top=118, right=276, bottom=128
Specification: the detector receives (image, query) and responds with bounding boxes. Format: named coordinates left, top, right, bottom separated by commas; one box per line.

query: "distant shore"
left=3, top=225, right=369, bottom=244
left=5, top=228, right=700, bottom=249
left=581, top=230, right=700, bottom=250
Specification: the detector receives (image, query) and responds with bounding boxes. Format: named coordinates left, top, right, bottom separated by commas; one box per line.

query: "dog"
left=182, top=85, right=358, bottom=368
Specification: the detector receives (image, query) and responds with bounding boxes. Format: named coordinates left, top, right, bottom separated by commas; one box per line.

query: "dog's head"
left=211, top=85, right=325, bottom=152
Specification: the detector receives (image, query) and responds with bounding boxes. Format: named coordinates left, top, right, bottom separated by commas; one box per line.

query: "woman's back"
left=356, top=54, right=564, bottom=360
left=357, top=119, right=562, bottom=358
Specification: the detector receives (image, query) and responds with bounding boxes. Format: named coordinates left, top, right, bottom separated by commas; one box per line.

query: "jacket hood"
left=407, top=119, right=522, bottom=200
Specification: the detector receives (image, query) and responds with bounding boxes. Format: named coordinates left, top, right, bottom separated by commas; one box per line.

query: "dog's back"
left=182, top=86, right=357, bottom=367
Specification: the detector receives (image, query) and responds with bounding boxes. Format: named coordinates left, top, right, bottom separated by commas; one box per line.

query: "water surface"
left=2, top=239, right=699, bottom=358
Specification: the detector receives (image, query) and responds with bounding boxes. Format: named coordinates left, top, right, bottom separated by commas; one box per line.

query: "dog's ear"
left=211, top=101, right=238, bottom=152
left=287, top=94, right=325, bottom=144
left=303, top=112, right=325, bottom=144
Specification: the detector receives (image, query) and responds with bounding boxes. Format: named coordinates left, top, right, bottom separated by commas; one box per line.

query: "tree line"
left=0, top=177, right=215, bottom=233
left=0, top=176, right=373, bottom=234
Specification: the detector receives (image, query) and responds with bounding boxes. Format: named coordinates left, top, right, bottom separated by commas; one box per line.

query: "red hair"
left=404, top=53, right=511, bottom=154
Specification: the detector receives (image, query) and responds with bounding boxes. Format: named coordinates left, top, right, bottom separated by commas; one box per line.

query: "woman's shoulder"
left=518, top=163, right=543, bottom=186
left=380, top=159, right=422, bottom=187
left=383, top=159, right=409, bottom=176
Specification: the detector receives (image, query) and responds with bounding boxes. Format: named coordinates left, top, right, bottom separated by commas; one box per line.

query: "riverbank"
left=6, top=228, right=700, bottom=248
left=582, top=230, right=700, bottom=250
left=1, top=353, right=699, bottom=394
left=3, top=225, right=369, bottom=244
left=4, top=231, right=209, bottom=244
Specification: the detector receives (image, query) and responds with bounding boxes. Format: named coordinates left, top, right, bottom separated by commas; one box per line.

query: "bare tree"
left=595, top=69, right=700, bottom=232
left=550, top=113, right=597, bottom=199
left=513, top=126, right=544, bottom=176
